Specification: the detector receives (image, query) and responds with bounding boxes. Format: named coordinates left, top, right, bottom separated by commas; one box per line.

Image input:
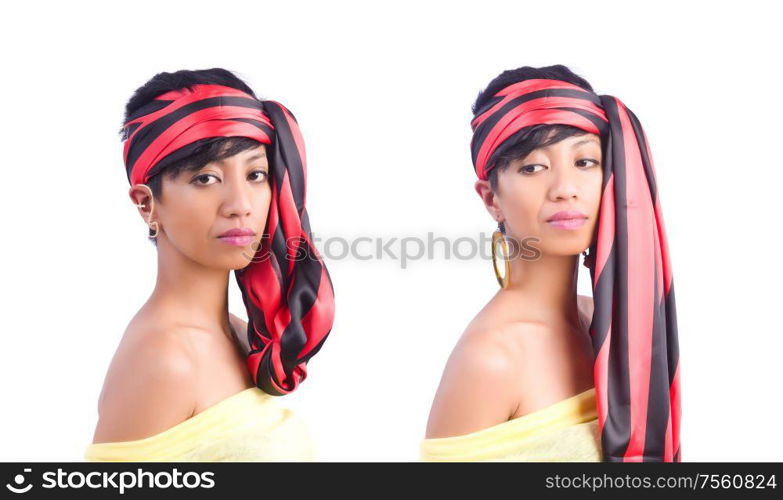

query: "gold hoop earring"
left=491, top=225, right=511, bottom=288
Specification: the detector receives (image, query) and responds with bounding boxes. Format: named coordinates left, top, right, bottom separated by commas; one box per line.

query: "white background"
left=1, top=0, right=780, bottom=462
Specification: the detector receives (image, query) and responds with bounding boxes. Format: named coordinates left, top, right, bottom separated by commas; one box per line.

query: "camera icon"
left=5, top=468, right=33, bottom=494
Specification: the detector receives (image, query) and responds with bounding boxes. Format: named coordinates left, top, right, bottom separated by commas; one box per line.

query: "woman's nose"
left=548, top=163, right=579, bottom=201
left=221, top=177, right=253, bottom=218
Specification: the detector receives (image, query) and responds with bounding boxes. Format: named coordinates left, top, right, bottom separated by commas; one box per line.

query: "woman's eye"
left=192, top=174, right=218, bottom=185
left=249, top=170, right=269, bottom=182
left=519, top=164, right=546, bottom=174
left=577, top=159, right=600, bottom=168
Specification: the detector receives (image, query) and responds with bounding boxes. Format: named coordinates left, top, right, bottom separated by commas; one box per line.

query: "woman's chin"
left=225, top=255, right=256, bottom=270
left=539, top=242, right=592, bottom=258
left=206, top=248, right=258, bottom=271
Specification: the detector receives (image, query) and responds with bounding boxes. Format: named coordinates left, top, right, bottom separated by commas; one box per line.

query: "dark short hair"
left=472, top=64, right=595, bottom=192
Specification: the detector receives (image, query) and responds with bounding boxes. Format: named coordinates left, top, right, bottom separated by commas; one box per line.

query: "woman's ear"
left=474, top=179, right=504, bottom=223
left=128, top=184, right=154, bottom=223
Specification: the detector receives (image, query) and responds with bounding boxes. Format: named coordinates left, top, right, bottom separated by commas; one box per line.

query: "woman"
left=85, top=68, right=335, bottom=461
left=421, top=65, right=681, bottom=462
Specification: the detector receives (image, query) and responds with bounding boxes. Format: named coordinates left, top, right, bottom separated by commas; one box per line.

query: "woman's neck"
left=146, top=240, right=231, bottom=336
left=503, top=249, right=581, bottom=328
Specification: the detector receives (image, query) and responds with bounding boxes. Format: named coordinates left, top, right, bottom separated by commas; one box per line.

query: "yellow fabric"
left=85, top=387, right=315, bottom=462
left=420, top=387, right=602, bottom=462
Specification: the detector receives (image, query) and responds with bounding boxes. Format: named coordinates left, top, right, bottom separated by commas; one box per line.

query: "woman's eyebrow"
left=214, top=152, right=267, bottom=166
left=245, top=152, right=267, bottom=162
left=571, top=138, right=600, bottom=148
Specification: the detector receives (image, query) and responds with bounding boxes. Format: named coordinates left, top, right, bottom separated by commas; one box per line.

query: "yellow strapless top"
left=420, top=387, right=602, bottom=462
left=84, top=387, right=315, bottom=462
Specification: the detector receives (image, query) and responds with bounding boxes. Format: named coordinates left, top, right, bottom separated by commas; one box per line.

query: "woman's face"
left=153, top=144, right=272, bottom=270
left=490, top=133, right=603, bottom=257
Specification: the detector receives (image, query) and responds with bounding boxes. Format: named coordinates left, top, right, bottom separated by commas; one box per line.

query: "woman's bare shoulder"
left=425, top=312, right=545, bottom=439
left=92, top=321, right=198, bottom=444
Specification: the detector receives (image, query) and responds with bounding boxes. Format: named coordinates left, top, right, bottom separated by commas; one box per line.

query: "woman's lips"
left=218, top=235, right=255, bottom=246
left=546, top=210, right=588, bottom=230
left=217, top=228, right=256, bottom=246
left=547, top=218, right=587, bottom=230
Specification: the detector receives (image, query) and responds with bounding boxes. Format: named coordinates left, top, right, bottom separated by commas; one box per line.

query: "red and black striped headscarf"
left=122, top=83, right=335, bottom=396
left=471, top=78, right=681, bottom=462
